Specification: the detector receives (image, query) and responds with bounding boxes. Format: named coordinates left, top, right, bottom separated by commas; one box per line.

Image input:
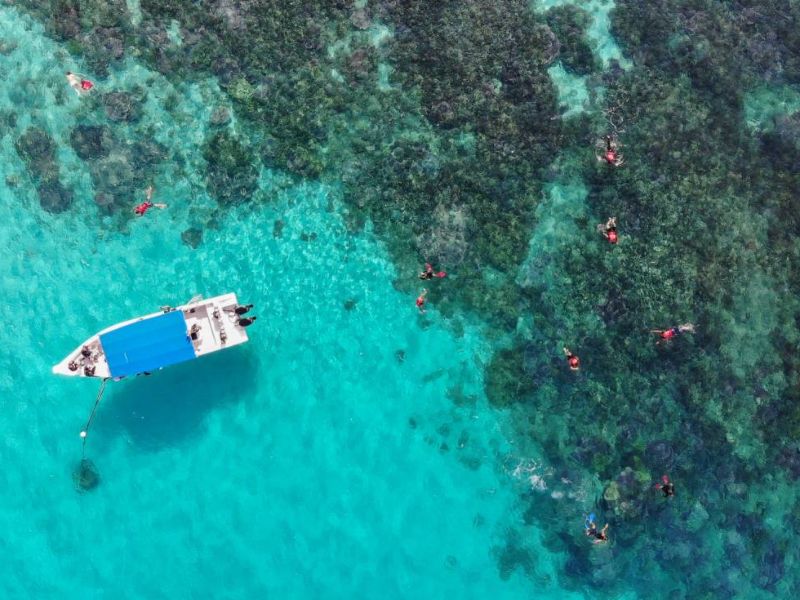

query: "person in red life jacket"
left=655, top=474, right=675, bottom=498
left=66, top=71, right=94, bottom=96
left=133, top=185, right=167, bottom=216
left=416, top=289, right=428, bottom=314
left=652, top=323, right=695, bottom=344
left=596, top=134, right=624, bottom=167
left=598, top=217, right=618, bottom=244
left=419, top=262, right=447, bottom=280
left=563, top=347, right=580, bottom=371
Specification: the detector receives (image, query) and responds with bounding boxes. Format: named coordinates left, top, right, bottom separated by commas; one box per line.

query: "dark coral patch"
left=15, top=127, right=74, bottom=213
left=202, top=131, right=259, bottom=205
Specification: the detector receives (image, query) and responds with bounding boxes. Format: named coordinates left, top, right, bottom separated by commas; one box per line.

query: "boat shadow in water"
left=99, top=346, right=258, bottom=451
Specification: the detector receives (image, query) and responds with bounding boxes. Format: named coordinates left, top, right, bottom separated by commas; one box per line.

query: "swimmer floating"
left=416, top=289, right=428, bottom=314
left=655, top=474, right=675, bottom=498
left=598, top=216, right=619, bottom=245
left=419, top=262, right=447, bottom=280
left=134, top=185, right=167, bottom=216
left=596, top=134, right=624, bottom=167
left=66, top=71, right=94, bottom=95
left=651, top=323, right=695, bottom=345
left=563, top=347, right=580, bottom=371
left=584, top=514, right=609, bottom=544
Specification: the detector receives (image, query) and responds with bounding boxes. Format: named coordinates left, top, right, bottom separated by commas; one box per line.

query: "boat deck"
left=183, top=298, right=249, bottom=357
left=52, top=293, right=250, bottom=379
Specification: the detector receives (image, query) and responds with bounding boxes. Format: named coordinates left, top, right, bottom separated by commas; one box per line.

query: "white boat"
left=53, top=293, right=252, bottom=379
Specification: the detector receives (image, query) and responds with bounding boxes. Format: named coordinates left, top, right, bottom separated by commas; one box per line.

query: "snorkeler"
left=652, top=323, right=695, bottom=344
left=596, top=135, right=624, bottom=167
left=66, top=71, right=93, bottom=95
left=419, top=262, right=447, bottom=280
left=134, top=185, right=167, bottom=216
left=585, top=518, right=609, bottom=544
left=416, top=289, right=428, bottom=314
left=563, top=347, right=580, bottom=371
left=655, top=474, right=675, bottom=498
left=598, top=217, right=618, bottom=244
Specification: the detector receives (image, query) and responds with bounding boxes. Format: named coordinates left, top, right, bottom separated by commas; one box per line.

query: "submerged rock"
left=484, top=347, right=534, bottom=407
left=686, top=501, right=710, bottom=532
left=73, top=459, right=100, bottom=491
left=181, top=227, right=203, bottom=249
left=70, top=124, right=113, bottom=160
left=130, top=139, right=167, bottom=170
left=15, top=126, right=55, bottom=172
left=602, top=467, right=650, bottom=519
left=644, top=440, right=676, bottom=472
left=546, top=5, right=599, bottom=75
left=210, top=106, right=232, bottom=127
left=102, top=90, right=144, bottom=122
left=758, top=541, right=785, bottom=590
left=37, top=179, right=73, bottom=213
left=202, top=131, right=259, bottom=205
left=15, top=127, right=74, bottom=213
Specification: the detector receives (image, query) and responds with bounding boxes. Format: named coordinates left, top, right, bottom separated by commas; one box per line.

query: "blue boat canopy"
left=99, top=311, right=196, bottom=377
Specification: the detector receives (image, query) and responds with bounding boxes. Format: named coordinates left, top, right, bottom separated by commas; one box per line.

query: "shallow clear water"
left=5, top=0, right=800, bottom=597
left=0, top=6, right=584, bottom=597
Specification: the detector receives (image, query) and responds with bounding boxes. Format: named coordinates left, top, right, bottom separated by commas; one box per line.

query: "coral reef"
left=201, top=131, right=259, bottom=205
left=546, top=5, right=599, bottom=75
left=14, top=126, right=73, bottom=213
left=9, top=0, right=800, bottom=596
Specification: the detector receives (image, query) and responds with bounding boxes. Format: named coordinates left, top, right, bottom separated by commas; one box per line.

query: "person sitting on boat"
left=238, top=316, right=257, bottom=327
left=598, top=217, right=618, bottom=244
left=134, top=185, right=167, bottom=216
left=596, top=135, right=624, bottom=167
left=84, top=364, right=96, bottom=376
left=233, top=304, right=254, bottom=316
left=68, top=360, right=79, bottom=372
left=81, top=345, right=92, bottom=358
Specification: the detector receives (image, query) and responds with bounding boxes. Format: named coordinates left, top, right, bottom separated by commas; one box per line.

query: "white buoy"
left=80, top=431, right=87, bottom=438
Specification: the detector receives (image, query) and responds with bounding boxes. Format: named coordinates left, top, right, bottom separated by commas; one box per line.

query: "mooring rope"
left=81, top=378, right=108, bottom=456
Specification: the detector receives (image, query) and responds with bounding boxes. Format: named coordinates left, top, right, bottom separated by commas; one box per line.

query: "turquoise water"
left=5, top=1, right=800, bottom=597
left=0, top=6, right=584, bottom=597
